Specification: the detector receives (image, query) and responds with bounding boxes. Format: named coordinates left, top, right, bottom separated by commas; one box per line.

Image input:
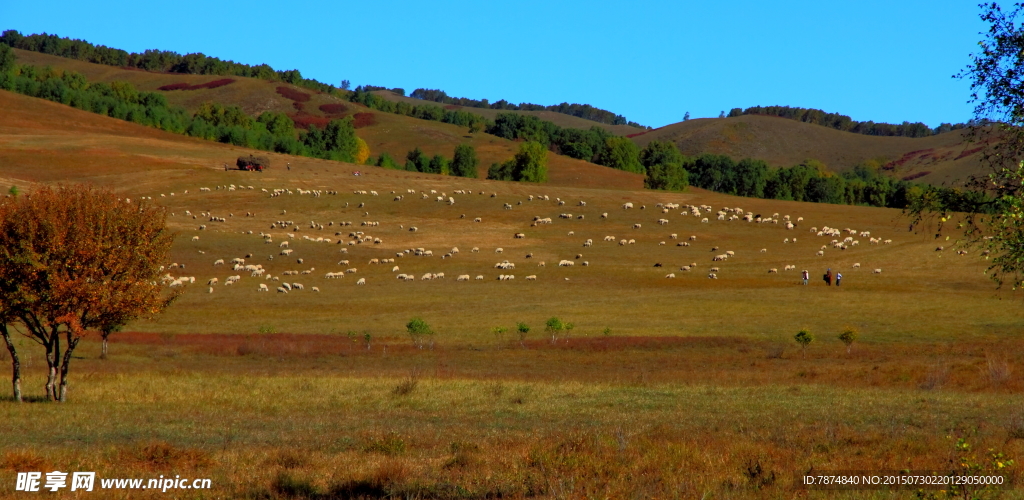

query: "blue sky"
left=1, top=0, right=986, bottom=128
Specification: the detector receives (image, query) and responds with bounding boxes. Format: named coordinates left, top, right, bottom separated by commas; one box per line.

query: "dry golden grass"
left=1, top=81, right=1023, bottom=499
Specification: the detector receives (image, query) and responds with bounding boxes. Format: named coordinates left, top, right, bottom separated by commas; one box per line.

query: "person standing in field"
left=824, top=268, right=833, bottom=286
left=836, top=272, right=842, bottom=287
left=802, top=270, right=809, bottom=285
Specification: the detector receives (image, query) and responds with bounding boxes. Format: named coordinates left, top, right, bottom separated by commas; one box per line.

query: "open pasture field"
left=1, top=90, right=1023, bottom=499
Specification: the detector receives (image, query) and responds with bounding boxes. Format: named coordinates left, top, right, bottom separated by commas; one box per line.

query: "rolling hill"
left=368, top=89, right=643, bottom=136
left=629, top=115, right=987, bottom=185
left=8, top=48, right=643, bottom=190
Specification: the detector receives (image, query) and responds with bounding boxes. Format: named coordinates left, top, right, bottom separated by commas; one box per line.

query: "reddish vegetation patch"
left=157, top=79, right=235, bottom=91
left=157, top=82, right=190, bottom=91
left=102, top=333, right=746, bottom=357
left=523, top=335, right=745, bottom=352
left=352, top=112, right=376, bottom=128
left=318, top=103, right=349, bottom=115
left=902, top=171, right=931, bottom=181
left=884, top=148, right=936, bottom=170
left=955, top=146, right=984, bottom=160
left=108, top=332, right=425, bottom=357
left=191, top=78, right=235, bottom=90
left=444, top=105, right=460, bottom=110
left=276, top=86, right=311, bottom=102
left=292, top=101, right=305, bottom=111
left=289, top=112, right=330, bottom=130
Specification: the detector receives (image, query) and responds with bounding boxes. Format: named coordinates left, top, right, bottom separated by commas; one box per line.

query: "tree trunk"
left=101, top=332, right=109, bottom=359
left=0, top=323, right=21, bottom=402
left=57, top=336, right=79, bottom=403
left=44, top=332, right=60, bottom=401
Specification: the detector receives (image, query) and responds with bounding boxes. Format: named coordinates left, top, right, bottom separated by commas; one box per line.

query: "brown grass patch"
left=120, top=441, right=211, bottom=470
left=0, top=450, right=49, bottom=472
left=276, top=86, right=311, bottom=102
left=318, top=103, right=348, bottom=115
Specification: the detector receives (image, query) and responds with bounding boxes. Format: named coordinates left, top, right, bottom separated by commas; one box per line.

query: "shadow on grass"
left=0, top=395, right=50, bottom=403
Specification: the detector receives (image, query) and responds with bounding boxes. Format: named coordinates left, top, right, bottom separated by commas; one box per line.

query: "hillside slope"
left=369, top=90, right=643, bottom=136
left=0, top=89, right=643, bottom=190
left=630, top=115, right=986, bottom=185
left=9, top=49, right=642, bottom=189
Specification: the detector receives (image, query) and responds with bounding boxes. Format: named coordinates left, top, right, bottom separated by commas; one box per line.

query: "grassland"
left=631, top=115, right=986, bottom=186
left=0, top=87, right=1023, bottom=499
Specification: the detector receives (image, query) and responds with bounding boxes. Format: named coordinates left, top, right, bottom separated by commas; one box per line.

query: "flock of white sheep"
left=150, top=181, right=907, bottom=296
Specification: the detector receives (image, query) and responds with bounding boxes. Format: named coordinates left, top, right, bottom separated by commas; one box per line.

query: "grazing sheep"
left=816, top=250, right=825, bottom=256
left=852, top=263, right=861, bottom=268
left=356, top=278, right=366, bottom=285
left=475, top=275, right=484, bottom=280
left=457, top=275, right=470, bottom=281
left=768, top=268, right=778, bottom=274
left=258, top=283, right=269, bottom=291
left=526, top=275, right=537, bottom=280
left=633, top=223, right=642, bottom=229
left=873, top=268, right=882, bottom=274
left=214, top=259, right=225, bottom=266
left=601, top=212, right=609, bottom=218
left=665, top=273, right=676, bottom=278
left=514, top=233, right=526, bottom=239
left=276, top=286, right=288, bottom=293
left=474, top=217, right=482, bottom=222
left=623, top=202, right=634, bottom=209
left=495, top=248, right=504, bottom=253
left=207, top=278, right=219, bottom=286
left=282, top=282, right=292, bottom=291
left=292, top=283, right=304, bottom=290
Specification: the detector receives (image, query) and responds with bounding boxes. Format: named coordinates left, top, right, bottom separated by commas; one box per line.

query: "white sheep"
left=356, top=278, right=366, bottom=285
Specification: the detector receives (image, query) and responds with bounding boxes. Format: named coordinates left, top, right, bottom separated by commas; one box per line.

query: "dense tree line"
left=349, top=88, right=490, bottom=132
left=360, top=85, right=405, bottom=96
left=685, top=154, right=971, bottom=208
left=728, top=105, right=969, bottom=137
left=0, top=30, right=340, bottom=95
left=367, top=144, right=478, bottom=178
left=0, top=53, right=361, bottom=163
left=409, top=88, right=648, bottom=128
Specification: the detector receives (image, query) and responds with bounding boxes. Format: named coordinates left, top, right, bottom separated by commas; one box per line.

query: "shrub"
left=545, top=317, right=565, bottom=343
left=794, top=329, right=813, bottom=357
left=838, top=326, right=858, bottom=354
left=406, top=317, right=433, bottom=349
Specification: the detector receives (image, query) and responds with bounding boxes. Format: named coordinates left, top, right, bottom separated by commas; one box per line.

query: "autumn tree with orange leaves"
left=0, top=185, right=177, bottom=402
